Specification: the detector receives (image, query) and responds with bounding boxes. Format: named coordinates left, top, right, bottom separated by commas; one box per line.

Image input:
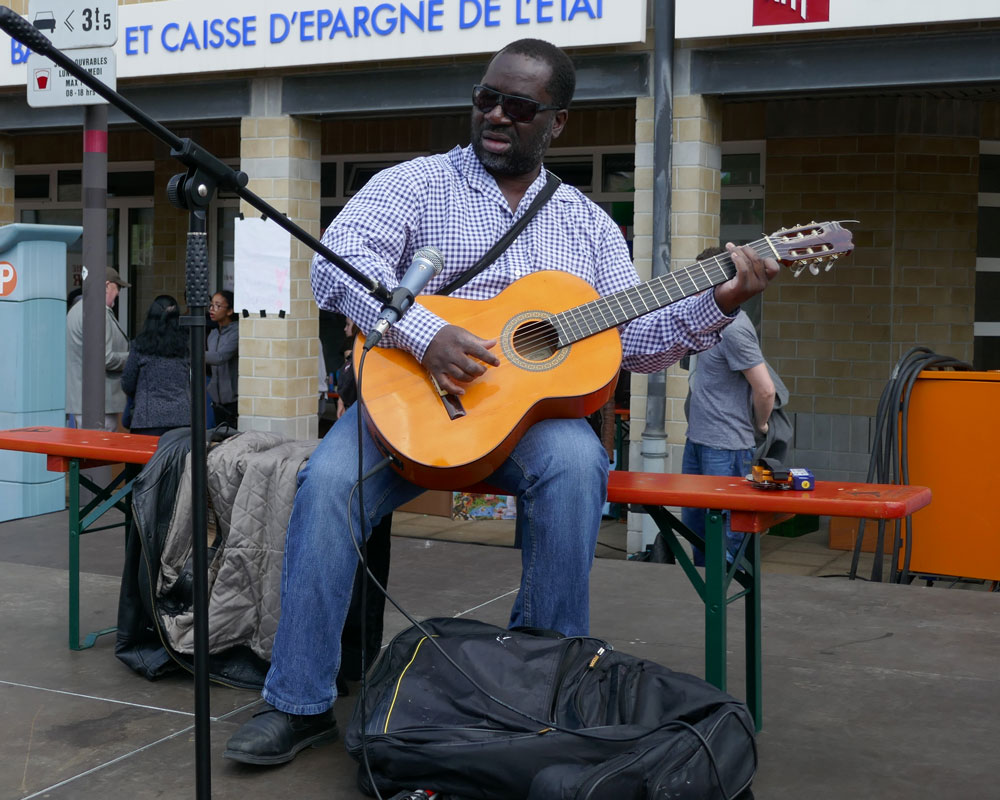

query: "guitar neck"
left=553, top=238, right=774, bottom=346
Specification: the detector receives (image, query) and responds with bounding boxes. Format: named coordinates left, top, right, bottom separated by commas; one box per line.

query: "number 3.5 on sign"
left=26, top=1, right=119, bottom=50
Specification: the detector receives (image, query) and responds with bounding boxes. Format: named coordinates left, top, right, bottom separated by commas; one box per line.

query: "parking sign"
left=26, top=1, right=118, bottom=50
left=26, top=48, right=116, bottom=108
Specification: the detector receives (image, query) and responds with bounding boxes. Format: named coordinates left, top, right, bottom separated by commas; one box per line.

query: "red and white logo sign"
left=0, top=262, right=17, bottom=297
left=33, top=68, right=51, bottom=91
left=753, top=0, right=830, bottom=26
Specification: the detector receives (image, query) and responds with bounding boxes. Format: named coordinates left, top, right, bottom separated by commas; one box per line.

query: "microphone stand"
left=0, top=10, right=393, bottom=800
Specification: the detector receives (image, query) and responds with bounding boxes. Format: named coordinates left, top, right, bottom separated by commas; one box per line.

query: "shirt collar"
left=457, top=145, right=550, bottom=215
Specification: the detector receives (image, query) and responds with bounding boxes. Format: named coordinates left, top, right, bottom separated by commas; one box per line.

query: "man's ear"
left=551, top=109, right=569, bottom=140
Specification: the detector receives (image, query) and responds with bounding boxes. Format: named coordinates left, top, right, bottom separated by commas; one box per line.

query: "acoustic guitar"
left=356, top=221, right=855, bottom=490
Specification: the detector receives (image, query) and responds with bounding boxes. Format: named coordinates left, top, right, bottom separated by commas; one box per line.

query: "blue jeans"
left=681, top=440, right=754, bottom=567
left=262, top=404, right=609, bottom=715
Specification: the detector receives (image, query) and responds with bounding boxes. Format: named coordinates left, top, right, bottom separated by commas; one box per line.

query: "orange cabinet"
left=903, top=371, right=1000, bottom=581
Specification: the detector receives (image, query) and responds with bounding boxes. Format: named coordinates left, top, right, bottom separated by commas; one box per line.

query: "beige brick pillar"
left=0, top=135, right=14, bottom=227
left=666, top=93, right=722, bottom=467
left=628, top=97, right=654, bottom=554
left=627, top=92, right=722, bottom=553
left=238, top=113, right=321, bottom=440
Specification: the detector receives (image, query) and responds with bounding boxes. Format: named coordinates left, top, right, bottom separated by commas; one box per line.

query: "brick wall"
left=630, top=91, right=725, bottom=550
left=664, top=94, right=724, bottom=473
left=765, top=133, right=977, bottom=420
left=759, top=131, right=978, bottom=479
left=238, top=115, right=322, bottom=439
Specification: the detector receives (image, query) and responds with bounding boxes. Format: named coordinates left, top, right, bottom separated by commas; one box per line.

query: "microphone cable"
left=850, top=346, right=971, bottom=583
left=349, top=352, right=751, bottom=800
left=353, top=345, right=394, bottom=800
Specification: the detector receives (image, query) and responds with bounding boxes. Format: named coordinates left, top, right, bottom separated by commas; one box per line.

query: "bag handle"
left=436, top=170, right=561, bottom=296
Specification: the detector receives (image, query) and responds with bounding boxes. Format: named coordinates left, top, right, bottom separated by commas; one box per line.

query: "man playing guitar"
left=224, top=37, right=778, bottom=766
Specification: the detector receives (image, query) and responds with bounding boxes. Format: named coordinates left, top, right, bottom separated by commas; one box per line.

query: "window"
left=720, top=142, right=766, bottom=331
left=14, top=173, right=48, bottom=199
left=345, top=161, right=400, bottom=196
left=320, top=152, right=422, bottom=225
left=15, top=162, right=156, bottom=335
left=109, top=170, right=155, bottom=197
left=720, top=142, right=765, bottom=246
left=975, top=141, right=1000, bottom=370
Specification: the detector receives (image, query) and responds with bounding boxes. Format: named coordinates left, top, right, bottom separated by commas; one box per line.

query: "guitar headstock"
left=768, top=220, right=855, bottom=277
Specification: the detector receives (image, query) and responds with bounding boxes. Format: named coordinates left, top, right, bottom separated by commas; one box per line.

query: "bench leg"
left=68, top=460, right=130, bottom=651
left=744, top=533, right=762, bottom=731
left=642, top=503, right=763, bottom=729
left=68, top=459, right=82, bottom=651
left=704, top=510, right=727, bottom=692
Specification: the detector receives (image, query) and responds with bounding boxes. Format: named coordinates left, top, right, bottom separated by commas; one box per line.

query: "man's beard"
left=471, top=118, right=554, bottom=177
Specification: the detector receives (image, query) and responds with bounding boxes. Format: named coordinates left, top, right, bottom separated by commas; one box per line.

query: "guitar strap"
left=435, top=169, right=561, bottom=297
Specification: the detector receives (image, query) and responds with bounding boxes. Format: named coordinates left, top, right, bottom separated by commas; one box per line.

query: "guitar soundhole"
left=501, top=312, right=570, bottom=372
left=512, top=319, right=559, bottom=361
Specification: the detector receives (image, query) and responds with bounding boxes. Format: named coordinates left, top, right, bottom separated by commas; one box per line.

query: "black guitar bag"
left=346, top=617, right=756, bottom=800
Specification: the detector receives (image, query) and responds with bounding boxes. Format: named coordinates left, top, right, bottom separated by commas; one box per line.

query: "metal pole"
left=81, top=104, right=108, bottom=430
left=640, top=0, right=675, bottom=517
left=184, top=213, right=212, bottom=800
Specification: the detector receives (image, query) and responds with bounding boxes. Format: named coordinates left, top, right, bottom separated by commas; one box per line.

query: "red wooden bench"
left=0, top=426, right=159, bottom=649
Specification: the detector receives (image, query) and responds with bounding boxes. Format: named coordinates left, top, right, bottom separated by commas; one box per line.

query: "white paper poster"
left=234, top=216, right=291, bottom=316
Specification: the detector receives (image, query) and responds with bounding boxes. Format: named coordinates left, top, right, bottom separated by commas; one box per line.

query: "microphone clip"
left=364, top=285, right=415, bottom=351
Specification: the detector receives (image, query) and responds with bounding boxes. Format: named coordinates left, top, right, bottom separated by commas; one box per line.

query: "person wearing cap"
left=65, top=267, right=131, bottom=431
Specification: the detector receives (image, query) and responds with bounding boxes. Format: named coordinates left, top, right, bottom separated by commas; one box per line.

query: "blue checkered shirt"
left=311, top=145, right=731, bottom=372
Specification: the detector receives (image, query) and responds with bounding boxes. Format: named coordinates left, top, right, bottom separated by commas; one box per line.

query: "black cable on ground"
left=851, top=347, right=971, bottom=583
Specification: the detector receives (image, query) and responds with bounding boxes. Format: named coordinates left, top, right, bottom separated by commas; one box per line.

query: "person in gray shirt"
left=206, top=289, right=239, bottom=428
left=683, top=247, right=776, bottom=566
left=65, top=267, right=130, bottom=431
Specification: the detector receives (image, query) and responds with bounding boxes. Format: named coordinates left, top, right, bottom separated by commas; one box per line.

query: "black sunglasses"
left=472, top=84, right=562, bottom=123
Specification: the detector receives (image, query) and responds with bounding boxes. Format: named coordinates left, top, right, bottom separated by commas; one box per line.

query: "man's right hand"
left=421, top=325, right=500, bottom=396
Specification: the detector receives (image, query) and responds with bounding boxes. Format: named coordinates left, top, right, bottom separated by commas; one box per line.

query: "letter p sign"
left=0, top=262, right=17, bottom=297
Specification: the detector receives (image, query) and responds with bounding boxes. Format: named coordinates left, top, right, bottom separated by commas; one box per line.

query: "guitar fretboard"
left=552, top=239, right=772, bottom=347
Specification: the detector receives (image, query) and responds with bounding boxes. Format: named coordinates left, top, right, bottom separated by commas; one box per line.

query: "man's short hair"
left=495, top=39, right=576, bottom=109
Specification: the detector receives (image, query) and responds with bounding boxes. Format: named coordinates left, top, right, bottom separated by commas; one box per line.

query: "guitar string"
left=460, top=223, right=842, bottom=359
left=511, top=228, right=841, bottom=354
left=506, top=239, right=778, bottom=355
left=512, top=249, right=746, bottom=355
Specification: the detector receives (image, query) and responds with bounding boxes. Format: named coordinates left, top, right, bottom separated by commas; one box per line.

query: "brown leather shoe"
left=223, top=703, right=338, bottom=765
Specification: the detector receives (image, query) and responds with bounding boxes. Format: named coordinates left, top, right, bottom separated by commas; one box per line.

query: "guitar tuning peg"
left=809, top=263, right=820, bottom=276
left=824, top=261, right=835, bottom=272
left=793, top=265, right=806, bottom=278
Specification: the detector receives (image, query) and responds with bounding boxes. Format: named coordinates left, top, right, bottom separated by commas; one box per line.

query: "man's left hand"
left=713, top=243, right=780, bottom=315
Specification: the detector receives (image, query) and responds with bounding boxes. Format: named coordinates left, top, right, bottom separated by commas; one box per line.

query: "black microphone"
left=0, top=7, right=55, bottom=56
left=364, top=247, right=444, bottom=351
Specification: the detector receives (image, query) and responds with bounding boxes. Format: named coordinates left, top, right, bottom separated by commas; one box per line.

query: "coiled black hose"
left=850, top=347, right=972, bottom=583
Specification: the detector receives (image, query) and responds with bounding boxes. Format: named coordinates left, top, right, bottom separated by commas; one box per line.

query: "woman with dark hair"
left=120, top=294, right=192, bottom=436
left=206, top=289, right=239, bottom=428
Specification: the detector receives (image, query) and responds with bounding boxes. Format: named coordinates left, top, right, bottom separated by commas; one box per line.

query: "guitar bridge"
left=430, top=374, right=466, bottom=420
